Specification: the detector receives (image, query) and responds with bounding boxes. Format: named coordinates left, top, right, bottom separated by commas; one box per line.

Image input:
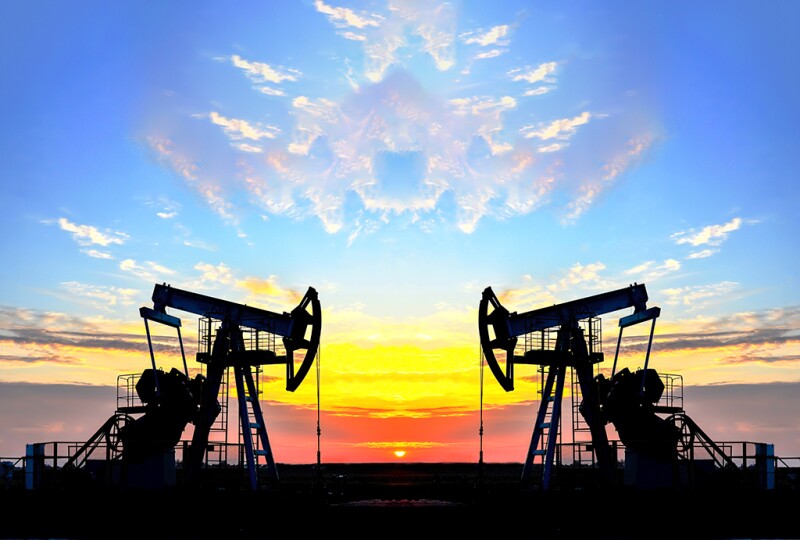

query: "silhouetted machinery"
left=66, top=283, right=321, bottom=490
left=479, top=282, right=741, bottom=489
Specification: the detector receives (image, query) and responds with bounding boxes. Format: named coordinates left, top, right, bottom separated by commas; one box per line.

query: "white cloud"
left=81, top=249, right=113, bottom=259
left=625, top=259, right=681, bottom=281
left=562, top=135, right=652, bottom=224
left=548, top=262, right=612, bottom=292
left=60, top=282, right=139, bottom=311
left=230, top=54, right=300, bottom=84
left=508, top=62, right=557, bottom=84
left=461, top=25, right=510, bottom=46
left=521, top=111, right=591, bottom=140
left=537, top=143, right=563, bottom=153
left=523, top=86, right=553, bottom=97
left=120, top=259, right=176, bottom=283
left=257, top=86, right=287, bottom=96
left=687, top=249, right=718, bottom=259
left=314, top=0, right=382, bottom=29
left=448, top=96, right=517, bottom=116
left=193, top=262, right=233, bottom=286
left=208, top=111, right=279, bottom=141
left=342, top=31, right=367, bottom=41
left=146, top=197, right=181, bottom=219
left=148, top=136, right=240, bottom=227
left=236, top=143, right=263, bottom=153
left=474, top=49, right=506, bottom=60
left=53, top=217, right=128, bottom=247
left=660, top=282, right=740, bottom=310
left=671, top=217, right=749, bottom=247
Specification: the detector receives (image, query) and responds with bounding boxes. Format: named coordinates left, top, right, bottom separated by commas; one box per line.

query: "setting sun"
left=394, top=450, right=407, bottom=458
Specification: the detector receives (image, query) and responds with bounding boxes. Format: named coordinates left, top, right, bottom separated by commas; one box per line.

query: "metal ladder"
left=521, top=363, right=567, bottom=488
left=234, top=364, right=278, bottom=490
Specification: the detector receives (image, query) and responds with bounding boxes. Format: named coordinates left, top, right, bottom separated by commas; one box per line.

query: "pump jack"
left=479, top=283, right=661, bottom=489
left=136, top=283, right=322, bottom=490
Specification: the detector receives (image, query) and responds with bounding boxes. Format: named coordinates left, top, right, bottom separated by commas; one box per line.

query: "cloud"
left=508, top=62, right=557, bottom=84
left=687, top=249, right=718, bottom=259
left=314, top=0, right=382, bottom=29
left=474, top=49, right=507, bottom=60
left=51, top=217, right=128, bottom=247
left=120, top=259, right=176, bottom=283
left=562, top=135, right=652, bottom=223
left=148, top=136, right=239, bottom=226
left=147, top=2, right=662, bottom=238
left=548, top=262, right=613, bottom=292
left=672, top=217, right=753, bottom=247
left=236, top=275, right=303, bottom=306
left=257, top=86, right=287, bottom=96
left=660, top=281, right=740, bottom=311
left=146, top=197, right=181, bottom=219
left=60, top=282, right=139, bottom=311
left=624, top=259, right=681, bottom=282
left=523, top=86, right=553, bottom=97
left=208, top=111, right=279, bottom=141
left=521, top=111, right=591, bottom=141
left=341, top=31, right=367, bottom=41
left=236, top=143, right=263, bottom=153
left=317, top=1, right=455, bottom=82
left=461, top=25, right=510, bottom=46
left=191, top=262, right=234, bottom=287
left=230, top=54, right=300, bottom=84
left=81, top=249, right=113, bottom=259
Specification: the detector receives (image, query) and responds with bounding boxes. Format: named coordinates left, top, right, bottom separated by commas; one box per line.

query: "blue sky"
left=1, top=0, right=799, bottom=463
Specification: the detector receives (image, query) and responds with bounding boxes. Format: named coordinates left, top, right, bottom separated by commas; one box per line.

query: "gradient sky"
left=1, top=0, right=799, bottom=465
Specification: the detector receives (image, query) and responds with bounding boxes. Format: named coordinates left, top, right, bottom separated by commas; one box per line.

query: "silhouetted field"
left=1, top=462, right=799, bottom=539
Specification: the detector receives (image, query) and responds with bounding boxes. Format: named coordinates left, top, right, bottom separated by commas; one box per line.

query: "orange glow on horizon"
left=394, top=450, right=406, bottom=458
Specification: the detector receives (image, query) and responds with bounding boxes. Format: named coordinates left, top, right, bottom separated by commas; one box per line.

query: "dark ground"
left=2, top=462, right=799, bottom=539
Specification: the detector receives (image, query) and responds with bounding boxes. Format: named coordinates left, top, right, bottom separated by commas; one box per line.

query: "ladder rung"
left=254, top=450, right=268, bottom=456
left=533, top=450, right=547, bottom=456
left=539, top=422, right=551, bottom=428
left=249, top=422, right=262, bottom=429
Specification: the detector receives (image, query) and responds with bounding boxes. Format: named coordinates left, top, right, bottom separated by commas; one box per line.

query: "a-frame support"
left=520, top=321, right=614, bottom=489
left=521, top=362, right=567, bottom=488
left=233, top=363, right=278, bottom=490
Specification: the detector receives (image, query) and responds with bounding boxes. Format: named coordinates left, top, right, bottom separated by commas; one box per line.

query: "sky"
left=1, top=0, right=800, bottom=466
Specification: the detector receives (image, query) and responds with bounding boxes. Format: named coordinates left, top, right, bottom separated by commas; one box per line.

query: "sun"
left=393, top=450, right=407, bottom=458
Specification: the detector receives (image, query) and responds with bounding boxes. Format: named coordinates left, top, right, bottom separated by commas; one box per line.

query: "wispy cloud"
left=147, top=2, right=661, bottom=239
left=461, top=25, right=510, bottom=46
left=120, top=259, right=176, bottom=283
left=60, top=282, right=139, bottom=311
left=317, top=0, right=456, bottom=82
left=148, top=136, right=239, bottom=226
left=523, top=87, right=553, bottom=97
left=671, top=217, right=753, bottom=247
left=81, top=249, right=113, bottom=259
left=562, top=135, right=652, bottom=224
left=687, top=249, right=717, bottom=259
left=625, top=259, right=681, bottom=282
left=230, top=54, right=300, bottom=84
left=314, top=0, right=383, bottom=29
left=257, top=86, right=287, bottom=96
left=508, top=62, right=557, bottom=84
left=521, top=111, right=591, bottom=141
left=474, top=49, right=506, bottom=60
left=660, top=281, right=740, bottom=310
left=144, top=197, right=181, bottom=220
left=49, top=217, right=128, bottom=247
left=191, top=262, right=233, bottom=287
left=208, top=112, right=279, bottom=141
left=236, top=275, right=303, bottom=306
